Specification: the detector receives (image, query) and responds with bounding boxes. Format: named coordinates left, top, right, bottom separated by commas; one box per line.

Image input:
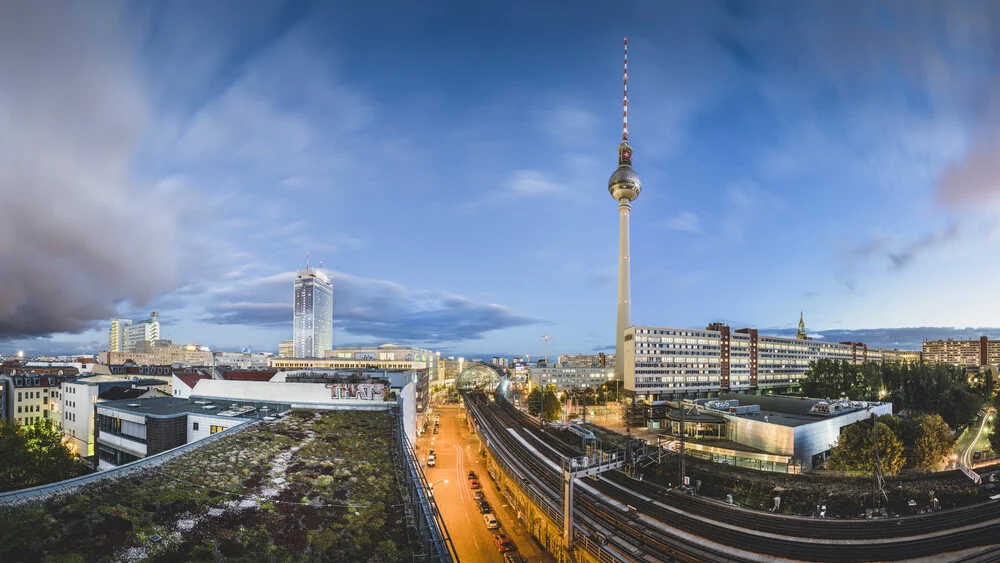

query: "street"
left=418, top=404, right=554, bottom=563
left=957, top=410, right=994, bottom=468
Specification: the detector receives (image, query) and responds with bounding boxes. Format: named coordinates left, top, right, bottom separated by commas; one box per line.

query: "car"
left=428, top=449, right=436, bottom=456
left=478, top=500, right=491, bottom=514
left=427, top=457, right=436, bottom=467
left=974, top=451, right=983, bottom=460
left=433, top=428, right=438, bottom=434
left=467, top=470, right=478, bottom=480
left=469, top=479, right=481, bottom=490
left=493, top=533, right=514, bottom=552
left=472, top=490, right=484, bottom=500
left=483, top=513, right=499, bottom=529
left=503, top=553, right=526, bottom=563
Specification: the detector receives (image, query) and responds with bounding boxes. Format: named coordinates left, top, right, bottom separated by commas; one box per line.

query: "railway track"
left=471, top=391, right=1000, bottom=562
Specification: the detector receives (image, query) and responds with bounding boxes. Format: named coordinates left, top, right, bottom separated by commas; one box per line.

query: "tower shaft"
left=615, top=200, right=631, bottom=380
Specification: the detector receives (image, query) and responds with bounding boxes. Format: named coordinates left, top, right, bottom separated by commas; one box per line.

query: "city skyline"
left=5, top=2, right=1000, bottom=358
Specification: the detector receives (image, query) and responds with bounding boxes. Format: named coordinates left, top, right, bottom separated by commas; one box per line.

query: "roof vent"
left=202, top=405, right=217, bottom=410
left=127, top=403, right=141, bottom=408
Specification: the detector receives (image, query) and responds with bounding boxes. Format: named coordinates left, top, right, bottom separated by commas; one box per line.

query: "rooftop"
left=714, top=394, right=886, bottom=428
left=0, top=410, right=417, bottom=561
left=98, top=397, right=285, bottom=419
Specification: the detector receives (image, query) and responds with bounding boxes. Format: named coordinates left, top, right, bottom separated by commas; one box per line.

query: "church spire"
left=796, top=311, right=807, bottom=340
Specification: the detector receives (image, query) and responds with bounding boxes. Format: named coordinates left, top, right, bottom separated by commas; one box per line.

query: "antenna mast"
left=305, top=251, right=311, bottom=269
left=623, top=37, right=629, bottom=142
left=542, top=334, right=552, bottom=364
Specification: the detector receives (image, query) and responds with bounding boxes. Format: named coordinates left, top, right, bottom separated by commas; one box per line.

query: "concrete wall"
left=187, top=414, right=248, bottom=443
left=190, top=380, right=394, bottom=410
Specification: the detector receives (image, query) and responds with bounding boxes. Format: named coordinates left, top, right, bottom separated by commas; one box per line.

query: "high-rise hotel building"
left=625, top=318, right=920, bottom=401
left=293, top=267, right=333, bottom=358
left=107, top=319, right=132, bottom=352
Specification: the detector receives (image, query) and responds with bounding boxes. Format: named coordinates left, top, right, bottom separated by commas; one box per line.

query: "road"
left=958, top=410, right=994, bottom=468
left=418, top=404, right=554, bottom=563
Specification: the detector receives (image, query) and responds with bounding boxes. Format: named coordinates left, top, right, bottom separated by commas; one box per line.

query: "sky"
left=4, top=0, right=1000, bottom=358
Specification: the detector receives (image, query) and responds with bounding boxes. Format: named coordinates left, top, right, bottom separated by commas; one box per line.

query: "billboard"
left=354, top=352, right=376, bottom=360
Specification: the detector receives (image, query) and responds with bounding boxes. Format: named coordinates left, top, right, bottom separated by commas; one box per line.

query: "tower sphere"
left=608, top=162, right=641, bottom=202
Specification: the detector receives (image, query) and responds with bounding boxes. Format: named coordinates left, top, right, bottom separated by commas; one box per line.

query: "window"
left=192, top=422, right=199, bottom=431
left=210, top=425, right=225, bottom=434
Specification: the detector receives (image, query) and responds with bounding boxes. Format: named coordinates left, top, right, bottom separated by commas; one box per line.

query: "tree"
left=0, top=419, right=81, bottom=493
left=827, top=418, right=905, bottom=475
left=908, top=414, right=955, bottom=470
left=527, top=387, right=542, bottom=417
left=542, top=384, right=562, bottom=422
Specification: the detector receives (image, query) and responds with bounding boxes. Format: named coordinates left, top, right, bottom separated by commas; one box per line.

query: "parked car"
left=468, top=470, right=478, bottom=480
left=469, top=479, right=481, bottom=490
left=493, top=533, right=514, bottom=552
left=427, top=456, right=436, bottom=467
left=433, top=428, right=439, bottom=435
left=478, top=500, right=491, bottom=514
left=483, top=513, right=499, bottom=529
left=503, top=553, right=526, bottom=563
left=472, top=490, right=484, bottom=500
left=428, top=449, right=436, bottom=457
left=974, top=451, right=983, bottom=460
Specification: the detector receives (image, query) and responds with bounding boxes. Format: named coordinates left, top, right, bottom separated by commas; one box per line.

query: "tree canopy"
left=0, top=419, right=84, bottom=493
left=801, top=360, right=983, bottom=428
left=827, top=417, right=905, bottom=475
left=827, top=414, right=955, bottom=473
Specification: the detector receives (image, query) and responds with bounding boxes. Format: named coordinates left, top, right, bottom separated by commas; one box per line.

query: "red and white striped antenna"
left=623, top=37, right=629, bottom=142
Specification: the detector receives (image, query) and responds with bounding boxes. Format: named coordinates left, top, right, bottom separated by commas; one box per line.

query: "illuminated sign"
left=325, top=383, right=386, bottom=401
left=354, top=352, right=376, bottom=360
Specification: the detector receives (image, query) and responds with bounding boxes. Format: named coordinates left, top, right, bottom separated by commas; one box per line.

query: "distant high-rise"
left=108, top=319, right=132, bottom=352
left=278, top=339, right=294, bottom=358
left=293, top=267, right=333, bottom=358
left=124, top=312, right=160, bottom=353
left=608, top=38, right=641, bottom=381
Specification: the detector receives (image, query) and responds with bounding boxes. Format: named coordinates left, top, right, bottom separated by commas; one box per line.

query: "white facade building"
left=108, top=319, right=132, bottom=353
left=123, top=313, right=161, bottom=352
left=61, top=376, right=165, bottom=457
left=530, top=365, right=616, bottom=391
left=293, top=268, right=333, bottom=358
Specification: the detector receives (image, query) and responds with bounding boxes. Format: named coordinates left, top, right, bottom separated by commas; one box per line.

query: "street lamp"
left=429, top=479, right=449, bottom=491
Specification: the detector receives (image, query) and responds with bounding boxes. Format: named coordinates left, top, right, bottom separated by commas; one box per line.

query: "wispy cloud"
left=542, top=105, right=599, bottom=145
left=504, top=169, right=563, bottom=197
left=664, top=211, right=702, bottom=234
left=839, top=223, right=960, bottom=274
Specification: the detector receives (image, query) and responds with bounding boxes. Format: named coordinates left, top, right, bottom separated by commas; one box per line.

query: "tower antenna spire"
left=623, top=37, right=629, bottom=142
left=306, top=251, right=310, bottom=268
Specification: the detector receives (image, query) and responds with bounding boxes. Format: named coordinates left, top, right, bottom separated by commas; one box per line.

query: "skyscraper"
left=108, top=318, right=132, bottom=352
left=293, top=267, right=333, bottom=358
left=608, top=38, right=641, bottom=381
left=124, top=312, right=160, bottom=352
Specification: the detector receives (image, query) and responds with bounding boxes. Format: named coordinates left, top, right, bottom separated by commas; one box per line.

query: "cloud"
left=839, top=223, right=960, bottom=273
left=543, top=105, right=599, bottom=145
left=0, top=2, right=179, bottom=338
left=200, top=270, right=540, bottom=343
left=664, top=211, right=702, bottom=234
left=504, top=170, right=563, bottom=196
left=765, top=326, right=1000, bottom=351
left=935, top=141, right=1000, bottom=207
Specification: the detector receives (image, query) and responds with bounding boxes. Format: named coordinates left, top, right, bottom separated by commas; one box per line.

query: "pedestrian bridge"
left=454, top=362, right=507, bottom=392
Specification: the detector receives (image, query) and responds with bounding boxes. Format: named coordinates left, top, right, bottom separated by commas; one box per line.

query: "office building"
left=922, top=336, right=1000, bottom=368
left=625, top=319, right=921, bottom=401
left=293, top=268, right=333, bottom=358
left=108, top=319, right=132, bottom=352
left=98, top=341, right=213, bottom=367
left=214, top=352, right=270, bottom=370
left=123, top=313, right=160, bottom=353
left=529, top=364, right=616, bottom=391
left=278, top=339, right=294, bottom=358
left=557, top=353, right=615, bottom=369
left=61, top=376, right=166, bottom=457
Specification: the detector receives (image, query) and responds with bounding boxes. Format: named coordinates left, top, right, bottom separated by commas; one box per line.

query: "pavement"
left=418, top=404, right=554, bottom=563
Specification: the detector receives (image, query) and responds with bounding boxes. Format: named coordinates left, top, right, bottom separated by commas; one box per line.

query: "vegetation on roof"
left=0, top=410, right=416, bottom=562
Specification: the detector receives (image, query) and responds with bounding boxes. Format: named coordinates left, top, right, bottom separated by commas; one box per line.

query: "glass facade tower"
left=293, top=268, right=334, bottom=358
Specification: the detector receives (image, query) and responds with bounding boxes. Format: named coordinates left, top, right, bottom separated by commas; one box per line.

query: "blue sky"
left=4, top=1, right=1000, bottom=357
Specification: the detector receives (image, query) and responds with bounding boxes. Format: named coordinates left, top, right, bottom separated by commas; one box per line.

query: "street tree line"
left=827, top=413, right=955, bottom=474
left=801, top=360, right=988, bottom=428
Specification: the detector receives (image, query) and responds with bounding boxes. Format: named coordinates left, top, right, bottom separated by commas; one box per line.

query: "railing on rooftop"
left=392, top=405, right=458, bottom=562
left=0, top=418, right=258, bottom=505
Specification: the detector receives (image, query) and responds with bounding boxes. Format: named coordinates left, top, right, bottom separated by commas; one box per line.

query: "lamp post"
left=429, top=479, right=449, bottom=491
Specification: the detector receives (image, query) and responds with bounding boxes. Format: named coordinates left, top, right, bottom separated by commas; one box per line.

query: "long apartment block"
left=624, top=323, right=919, bottom=401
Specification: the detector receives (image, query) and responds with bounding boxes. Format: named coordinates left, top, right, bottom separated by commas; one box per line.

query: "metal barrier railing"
left=393, top=405, right=459, bottom=562
left=0, top=419, right=257, bottom=505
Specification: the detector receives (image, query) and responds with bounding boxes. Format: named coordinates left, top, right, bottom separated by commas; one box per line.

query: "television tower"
left=609, top=37, right=641, bottom=381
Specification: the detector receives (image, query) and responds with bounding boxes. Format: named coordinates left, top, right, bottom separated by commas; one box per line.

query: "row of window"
left=191, top=422, right=226, bottom=434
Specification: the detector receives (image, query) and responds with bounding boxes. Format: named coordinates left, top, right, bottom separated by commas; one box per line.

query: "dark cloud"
left=766, top=326, right=1000, bottom=350
left=0, top=337, right=105, bottom=358
left=200, top=270, right=540, bottom=344
left=0, top=2, right=178, bottom=338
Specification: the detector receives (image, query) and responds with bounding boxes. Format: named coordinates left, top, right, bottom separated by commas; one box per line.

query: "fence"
left=392, top=405, right=458, bottom=562
left=0, top=419, right=258, bottom=505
